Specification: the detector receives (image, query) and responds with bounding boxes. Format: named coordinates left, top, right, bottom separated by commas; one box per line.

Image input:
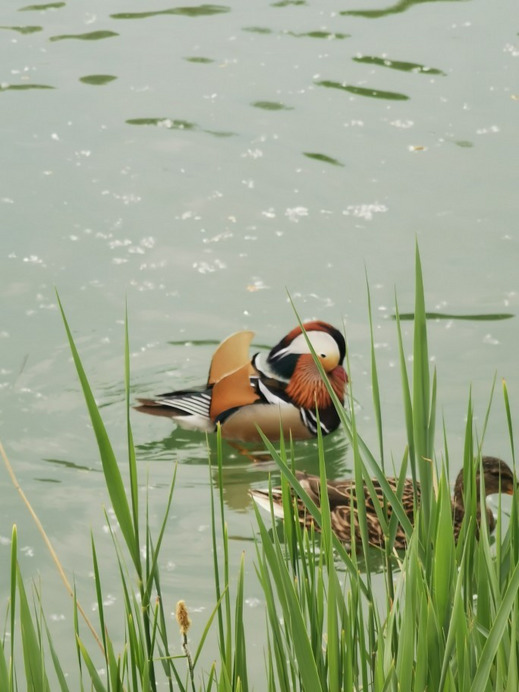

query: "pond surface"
left=1, top=0, right=518, bottom=684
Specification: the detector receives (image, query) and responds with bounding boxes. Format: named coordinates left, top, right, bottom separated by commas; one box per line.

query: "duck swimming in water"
left=251, top=456, right=516, bottom=548
left=136, top=321, right=347, bottom=443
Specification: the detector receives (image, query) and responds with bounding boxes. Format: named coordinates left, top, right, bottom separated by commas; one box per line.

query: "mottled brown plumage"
left=251, top=456, right=516, bottom=549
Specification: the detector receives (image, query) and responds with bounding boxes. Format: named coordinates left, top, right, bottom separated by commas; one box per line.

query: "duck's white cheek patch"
left=287, top=331, right=341, bottom=362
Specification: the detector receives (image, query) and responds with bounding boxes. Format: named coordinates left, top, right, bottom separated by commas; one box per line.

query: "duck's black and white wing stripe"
left=156, top=391, right=210, bottom=414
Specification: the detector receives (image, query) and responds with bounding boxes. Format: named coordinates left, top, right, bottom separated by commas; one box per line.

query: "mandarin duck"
left=135, top=321, right=348, bottom=442
left=251, top=456, right=516, bottom=548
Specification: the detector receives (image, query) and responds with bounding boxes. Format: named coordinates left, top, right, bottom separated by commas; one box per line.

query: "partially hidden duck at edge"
left=135, top=321, right=348, bottom=443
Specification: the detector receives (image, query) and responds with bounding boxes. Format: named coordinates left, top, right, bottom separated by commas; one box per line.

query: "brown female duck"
left=251, top=456, right=516, bottom=548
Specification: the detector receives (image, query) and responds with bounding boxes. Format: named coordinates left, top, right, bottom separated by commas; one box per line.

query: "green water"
left=1, top=0, right=518, bottom=684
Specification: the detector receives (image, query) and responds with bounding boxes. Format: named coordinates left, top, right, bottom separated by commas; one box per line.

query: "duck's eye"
left=320, top=353, right=326, bottom=358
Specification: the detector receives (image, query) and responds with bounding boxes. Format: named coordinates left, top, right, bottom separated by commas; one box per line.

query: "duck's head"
left=265, top=321, right=348, bottom=409
left=454, top=456, right=516, bottom=501
left=266, top=321, right=346, bottom=380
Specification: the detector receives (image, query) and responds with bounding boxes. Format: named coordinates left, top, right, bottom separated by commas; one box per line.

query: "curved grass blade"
left=284, top=296, right=414, bottom=540
left=0, top=638, right=8, bottom=692
left=56, top=293, right=139, bottom=572
left=254, top=506, right=324, bottom=691
left=76, top=635, right=107, bottom=692
left=256, top=429, right=371, bottom=599
left=470, top=562, right=519, bottom=692
left=38, top=602, right=71, bottom=692
left=9, top=525, right=17, bottom=692
left=502, top=380, right=515, bottom=465
left=124, top=306, right=140, bottom=560
left=16, top=565, right=51, bottom=691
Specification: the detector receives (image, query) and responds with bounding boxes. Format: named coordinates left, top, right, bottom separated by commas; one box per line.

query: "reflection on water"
left=342, top=0, right=465, bottom=20
left=0, top=84, right=54, bottom=91
left=395, top=312, right=515, bottom=321
left=184, top=56, right=215, bottom=64
left=316, top=80, right=410, bottom=101
left=251, top=101, right=294, bottom=111
left=216, top=433, right=350, bottom=510
left=0, top=25, right=43, bottom=33
left=126, top=117, right=235, bottom=138
left=49, top=31, right=119, bottom=42
left=136, top=426, right=350, bottom=511
left=110, top=5, right=231, bottom=20
left=242, top=26, right=272, bottom=34
left=243, top=27, right=349, bottom=40
left=43, top=457, right=100, bottom=474
left=286, top=30, right=350, bottom=40
left=271, top=0, right=307, bottom=6
left=19, top=2, right=66, bottom=10
left=79, top=75, right=118, bottom=86
left=303, top=153, right=344, bottom=167
left=353, top=56, right=446, bottom=76
left=256, top=521, right=392, bottom=574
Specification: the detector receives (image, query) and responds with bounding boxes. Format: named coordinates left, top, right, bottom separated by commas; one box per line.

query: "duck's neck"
left=452, top=475, right=495, bottom=533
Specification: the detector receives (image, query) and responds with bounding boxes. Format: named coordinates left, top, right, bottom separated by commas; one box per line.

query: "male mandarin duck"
left=251, top=456, right=516, bottom=548
left=135, top=321, right=348, bottom=442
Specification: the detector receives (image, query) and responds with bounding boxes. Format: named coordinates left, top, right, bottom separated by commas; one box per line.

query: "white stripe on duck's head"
left=266, top=321, right=346, bottom=380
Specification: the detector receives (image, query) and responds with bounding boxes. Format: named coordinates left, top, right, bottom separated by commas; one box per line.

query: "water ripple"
left=395, top=312, right=514, bottom=322
left=353, top=55, right=445, bottom=75
left=111, top=5, right=230, bottom=20
left=126, top=117, right=235, bottom=137
left=251, top=101, right=293, bottom=111
left=303, top=152, right=344, bottom=167
left=79, top=75, right=118, bottom=86
left=316, top=80, right=410, bottom=101
left=49, top=30, right=119, bottom=42
left=184, top=56, right=215, bottom=64
left=341, top=0, right=463, bottom=20
left=0, top=83, right=54, bottom=91
left=19, top=2, right=65, bottom=10
left=286, top=30, right=350, bottom=40
left=0, top=25, right=43, bottom=33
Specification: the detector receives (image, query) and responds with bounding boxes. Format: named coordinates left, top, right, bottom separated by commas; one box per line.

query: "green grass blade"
left=256, top=429, right=371, bottom=599
left=502, top=380, right=515, bottom=465
left=56, top=293, right=139, bottom=572
left=193, top=589, right=228, bottom=668
left=470, top=562, right=519, bottom=692
left=0, top=638, right=9, bottom=692
left=233, top=552, right=248, bottom=691
left=144, top=467, right=177, bottom=599
left=412, top=244, right=433, bottom=523
left=10, top=525, right=17, bottom=692
left=76, top=635, right=108, bottom=692
left=39, top=607, right=71, bottom=692
left=255, top=514, right=324, bottom=691
left=124, top=304, right=140, bottom=562
left=394, top=296, right=416, bottom=485
left=365, top=271, right=385, bottom=468
left=16, top=565, right=50, bottom=692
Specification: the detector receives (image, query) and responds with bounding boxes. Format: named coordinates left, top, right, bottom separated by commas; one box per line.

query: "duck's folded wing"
left=135, top=389, right=212, bottom=419
left=207, top=330, right=255, bottom=385
left=209, top=363, right=260, bottom=421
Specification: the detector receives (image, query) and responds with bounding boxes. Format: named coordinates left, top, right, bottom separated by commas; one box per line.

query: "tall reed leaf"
left=470, top=562, right=519, bottom=692
left=56, top=294, right=139, bottom=572
left=16, top=565, right=50, bottom=692
left=411, top=244, right=434, bottom=525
